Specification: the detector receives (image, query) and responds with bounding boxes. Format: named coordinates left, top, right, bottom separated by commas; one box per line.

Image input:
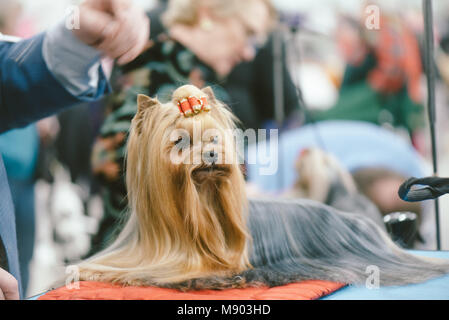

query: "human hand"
left=72, top=0, right=150, bottom=65
left=0, top=267, right=19, bottom=300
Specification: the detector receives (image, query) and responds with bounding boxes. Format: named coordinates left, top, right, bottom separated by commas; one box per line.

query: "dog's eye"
left=210, top=136, right=219, bottom=144
left=175, top=135, right=189, bottom=150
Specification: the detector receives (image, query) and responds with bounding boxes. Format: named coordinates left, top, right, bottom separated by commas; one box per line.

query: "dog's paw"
left=172, top=85, right=211, bottom=117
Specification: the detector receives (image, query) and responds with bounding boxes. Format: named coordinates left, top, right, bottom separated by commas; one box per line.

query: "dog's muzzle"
left=203, top=150, right=219, bottom=165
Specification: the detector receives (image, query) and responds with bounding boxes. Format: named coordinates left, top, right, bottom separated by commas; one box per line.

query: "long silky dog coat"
left=76, top=85, right=449, bottom=290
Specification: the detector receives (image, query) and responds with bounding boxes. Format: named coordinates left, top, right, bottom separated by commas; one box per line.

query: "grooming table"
left=322, top=250, right=449, bottom=300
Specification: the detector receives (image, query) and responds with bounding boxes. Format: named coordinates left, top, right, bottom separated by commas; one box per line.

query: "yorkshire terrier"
left=283, top=148, right=385, bottom=229
left=77, top=85, right=449, bottom=289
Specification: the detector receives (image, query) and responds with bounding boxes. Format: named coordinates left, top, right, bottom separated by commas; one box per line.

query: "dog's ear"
left=137, top=94, right=159, bottom=114
left=135, top=94, right=159, bottom=134
left=201, top=87, right=218, bottom=105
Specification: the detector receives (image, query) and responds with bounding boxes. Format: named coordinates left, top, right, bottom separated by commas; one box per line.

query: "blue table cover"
left=322, top=250, right=449, bottom=300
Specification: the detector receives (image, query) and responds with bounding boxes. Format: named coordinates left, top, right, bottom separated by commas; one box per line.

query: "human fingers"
left=0, top=268, right=19, bottom=300
left=116, top=24, right=149, bottom=65
left=95, top=19, right=121, bottom=53
left=82, top=0, right=130, bottom=15
left=105, top=7, right=149, bottom=63
left=99, top=15, right=135, bottom=59
left=115, top=13, right=149, bottom=64
left=109, top=0, right=132, bottom=16
left=73, top=0, right=132, bottom=48
left=72, top=3, right=115, bottom=46
left=95, top=3, right=148, bottom=62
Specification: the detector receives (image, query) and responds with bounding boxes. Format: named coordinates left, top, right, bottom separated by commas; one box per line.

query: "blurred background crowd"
left=2, top=0, right=449, bottom=298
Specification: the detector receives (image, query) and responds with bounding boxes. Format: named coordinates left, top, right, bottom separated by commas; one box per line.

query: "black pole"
left=273, top=26, right=285, bottom=189
left=273, top=27, right=285, bottom=127
left=422, top=0, right=441, bottom=250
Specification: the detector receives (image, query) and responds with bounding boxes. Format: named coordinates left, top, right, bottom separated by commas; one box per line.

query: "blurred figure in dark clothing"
left=224, top=34, right=303, bottom=130
left=146, top=0, right=302, bottom=130
left=55, top=101, right=104, bottom=186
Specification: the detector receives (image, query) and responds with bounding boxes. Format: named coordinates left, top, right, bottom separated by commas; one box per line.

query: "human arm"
left=0, top=0, right=149, bottom=134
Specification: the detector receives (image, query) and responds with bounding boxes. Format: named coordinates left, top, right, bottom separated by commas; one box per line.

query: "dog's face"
left=169, top=107, right=236, bottom=186
left=130, top=85, right=240, bottom=188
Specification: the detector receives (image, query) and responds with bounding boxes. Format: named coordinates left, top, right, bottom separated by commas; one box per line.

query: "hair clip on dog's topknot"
left=172, top=85, right=211, bottom=117
left=177, top=96, right=210, bottom=117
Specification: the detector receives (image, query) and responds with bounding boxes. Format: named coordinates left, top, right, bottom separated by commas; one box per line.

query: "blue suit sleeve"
left=0, top=33, right=110, bottom=134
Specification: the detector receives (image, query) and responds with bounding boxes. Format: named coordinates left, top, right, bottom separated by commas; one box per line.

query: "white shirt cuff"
left=42, top=21, right=102, bottom=98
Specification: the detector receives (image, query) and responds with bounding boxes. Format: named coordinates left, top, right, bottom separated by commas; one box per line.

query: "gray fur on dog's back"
left=243, top=198, right=449, bottom=287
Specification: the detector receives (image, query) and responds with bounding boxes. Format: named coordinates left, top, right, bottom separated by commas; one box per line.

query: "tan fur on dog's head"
left=78, top=85, right=250, bottom=286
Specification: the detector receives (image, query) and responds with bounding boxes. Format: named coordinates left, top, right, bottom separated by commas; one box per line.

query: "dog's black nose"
left=203, top=150, right=218, bottom=164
